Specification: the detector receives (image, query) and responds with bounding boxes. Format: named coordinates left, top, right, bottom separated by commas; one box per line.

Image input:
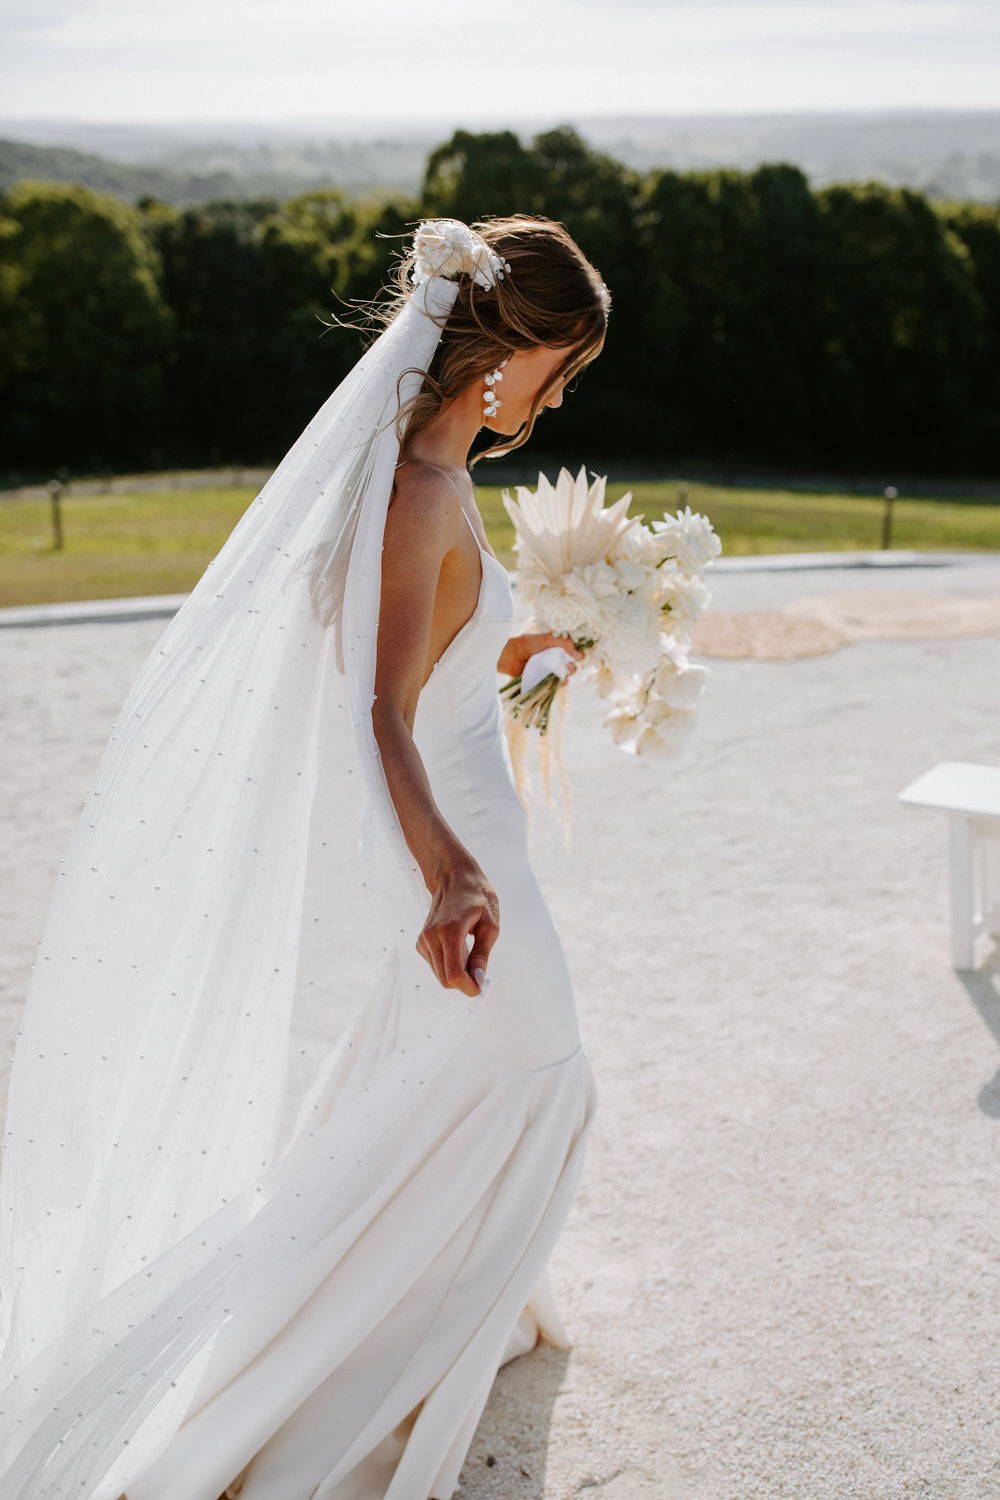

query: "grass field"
left=1, top=476, right=998, bottom=608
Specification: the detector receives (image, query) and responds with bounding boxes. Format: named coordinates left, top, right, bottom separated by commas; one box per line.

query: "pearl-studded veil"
left=0, top=220, right=506, bottom=1497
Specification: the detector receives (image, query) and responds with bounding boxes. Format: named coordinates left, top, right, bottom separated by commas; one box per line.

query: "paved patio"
left=2, top=552, right=999, bottom=1498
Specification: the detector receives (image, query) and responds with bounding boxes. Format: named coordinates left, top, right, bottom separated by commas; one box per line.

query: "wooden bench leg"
left=979, top=825, right=1000, bottom=945
left=949, top=813, right=976, bottom=969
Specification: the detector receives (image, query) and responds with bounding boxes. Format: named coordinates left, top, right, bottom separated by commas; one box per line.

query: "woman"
left=0, top=215, right=610, bottom=1499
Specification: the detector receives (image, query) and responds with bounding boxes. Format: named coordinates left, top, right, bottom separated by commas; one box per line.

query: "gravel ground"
left=2, top=554, right=1000, bottom=1499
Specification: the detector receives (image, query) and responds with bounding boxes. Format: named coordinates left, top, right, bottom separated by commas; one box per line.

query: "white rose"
left=651, top=507, right=723, bottom=571
left=534, top=583, right=591, bottom=637
left=658, top=572, right=711, bottom=634
left=600, top=591, right=662, bottom=677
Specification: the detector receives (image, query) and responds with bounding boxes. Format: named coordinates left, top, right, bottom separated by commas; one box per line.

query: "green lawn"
left=1, top=477, right=998, bottom=608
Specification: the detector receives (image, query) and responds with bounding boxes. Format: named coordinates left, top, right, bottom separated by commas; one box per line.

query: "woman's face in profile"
left=483, top=343, right=578, bottom=435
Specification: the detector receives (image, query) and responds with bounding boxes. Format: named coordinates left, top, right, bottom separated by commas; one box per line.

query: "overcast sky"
left=1, top=0, right=998, bottom=124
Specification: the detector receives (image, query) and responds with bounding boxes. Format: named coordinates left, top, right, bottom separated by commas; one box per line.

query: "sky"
left=1, top=0, right=998, bottom=125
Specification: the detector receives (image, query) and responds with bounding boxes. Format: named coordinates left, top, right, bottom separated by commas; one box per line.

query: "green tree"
left=940, top=199, right=1000, bottom=461
left=139, top=190, right=425, bottom=466
left=638, top=163, right=828, bottom=468
left=815, top=182, right=986, bottom=469
left=2, top=141, right=997, bottom=480
left=422, top=130, right=544, bottom=221
left=0, top=181, right=172, bottom=475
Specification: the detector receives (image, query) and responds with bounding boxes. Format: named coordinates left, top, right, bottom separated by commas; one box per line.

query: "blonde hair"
left=324, top=213, right=611, bottom=468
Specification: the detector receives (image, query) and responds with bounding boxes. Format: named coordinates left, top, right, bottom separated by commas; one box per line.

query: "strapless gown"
left=123, top=505, right=598, bottom=1500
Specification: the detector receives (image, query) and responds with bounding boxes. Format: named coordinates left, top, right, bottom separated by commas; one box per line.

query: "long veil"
left=0, top=242, right=492, bottom=1497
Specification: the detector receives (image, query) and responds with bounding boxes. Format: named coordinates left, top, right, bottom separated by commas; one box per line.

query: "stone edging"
left=2, top=550, right=999, bottom=630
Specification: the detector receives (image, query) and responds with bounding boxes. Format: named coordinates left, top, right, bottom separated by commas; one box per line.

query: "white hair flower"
left=411, top=219, right=510, bottom=290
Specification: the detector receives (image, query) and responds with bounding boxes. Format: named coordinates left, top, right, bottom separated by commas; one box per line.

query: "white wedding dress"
left=122, top=499, right=599, bottom=1500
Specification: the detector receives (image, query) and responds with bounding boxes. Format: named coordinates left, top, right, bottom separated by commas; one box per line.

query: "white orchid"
left=652, top=653, right=710, bottom=709
left=603, top=702, right=644, bottom=746
left=632, top=722, right=687, bottom=762
left=590, top=660, right=617, bottom=699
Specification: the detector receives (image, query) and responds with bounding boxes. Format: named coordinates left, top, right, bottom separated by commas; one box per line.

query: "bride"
left=0, top=214, right=611, bottom=1499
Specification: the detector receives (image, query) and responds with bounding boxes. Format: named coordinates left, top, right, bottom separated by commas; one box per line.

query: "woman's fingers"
left=550, top=635, right=582, bottom=674
left=466, top=908, right=498, bottom=991
left=440, top=920, right=477, bottom=995
left=416, top=922, right=476, bottom=996
left=417, top=908, right=497, bottom=997
left=416, top=872, right=499, bottom=998
left=415, top=928, right=441, bottom=987
left=547, top=633, right=584, bottom=662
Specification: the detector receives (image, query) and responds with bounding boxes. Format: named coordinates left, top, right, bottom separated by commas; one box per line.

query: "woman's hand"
left=497, top=632, right=585, bottom=679
left=417, top=853, right=500, bottom=998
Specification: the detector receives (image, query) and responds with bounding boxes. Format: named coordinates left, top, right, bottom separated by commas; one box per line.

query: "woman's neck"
left=400, top=383, right=487, bottom=473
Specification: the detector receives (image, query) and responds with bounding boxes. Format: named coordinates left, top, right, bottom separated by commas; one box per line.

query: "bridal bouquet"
left=498, top=465, right=721, bottom=837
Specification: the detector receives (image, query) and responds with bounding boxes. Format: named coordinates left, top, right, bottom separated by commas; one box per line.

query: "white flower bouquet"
left=498, top=465, right=722, bottom=835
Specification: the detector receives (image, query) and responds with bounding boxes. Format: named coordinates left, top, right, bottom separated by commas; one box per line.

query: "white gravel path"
left=2, top=554, right=999, bottom=1499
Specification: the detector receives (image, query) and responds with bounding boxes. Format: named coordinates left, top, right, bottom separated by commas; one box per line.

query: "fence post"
left=47, top=478, right=64, bottom=551
left=881, top=484, right=897, bottom=549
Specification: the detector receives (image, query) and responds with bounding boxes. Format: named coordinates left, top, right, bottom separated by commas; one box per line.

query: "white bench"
left=898, top=761, right=1000, bottom=969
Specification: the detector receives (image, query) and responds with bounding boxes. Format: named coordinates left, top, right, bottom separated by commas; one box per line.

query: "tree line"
left=1, top=125, right=998, bottom=485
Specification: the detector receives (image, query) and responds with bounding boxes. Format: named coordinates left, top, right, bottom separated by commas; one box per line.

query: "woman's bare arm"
left=371, top=466, right=499, bottom=998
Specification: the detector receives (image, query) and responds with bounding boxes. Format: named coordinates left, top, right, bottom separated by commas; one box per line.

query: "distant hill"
left=0, top=132, right=421, bottom=207
left=1, top=108, right=998, bottom=206
left=581, top=109, right=1000, bottom=203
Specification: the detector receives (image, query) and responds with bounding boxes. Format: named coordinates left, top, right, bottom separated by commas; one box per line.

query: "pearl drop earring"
left=483, top=356, right=510, bottom=419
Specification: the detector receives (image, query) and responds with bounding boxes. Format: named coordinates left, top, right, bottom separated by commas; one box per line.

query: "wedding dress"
left=117, top=486, right=598, bottom=1500
left=0, top=221, right=599, bottom=1500
left=2, top=505, right=598, bottom=1500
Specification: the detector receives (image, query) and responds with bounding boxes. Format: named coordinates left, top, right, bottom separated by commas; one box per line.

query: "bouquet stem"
left=498, top=636, right=595, bottom=734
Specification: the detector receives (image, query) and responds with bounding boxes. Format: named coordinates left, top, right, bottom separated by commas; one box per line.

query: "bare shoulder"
left=386, top=461, right=463, bottom=561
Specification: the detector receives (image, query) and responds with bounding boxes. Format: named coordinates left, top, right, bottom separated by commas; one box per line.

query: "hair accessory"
left=483, top=356, right=510, bottom=419
left=411, top=218, right=512, bottom=290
